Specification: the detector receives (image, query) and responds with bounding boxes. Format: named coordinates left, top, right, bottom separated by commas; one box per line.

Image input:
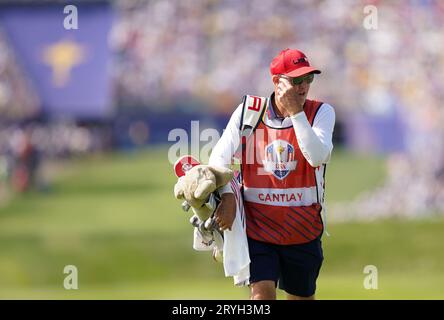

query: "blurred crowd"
left=0, top=29, right=40, bottom=120
left=111, top=0, right=444, bottom=114
left=0, top=123, right=112, bottom=193
left=112, top=0, right=341, bottom=113
left=0, top=0, right=443, bottom=215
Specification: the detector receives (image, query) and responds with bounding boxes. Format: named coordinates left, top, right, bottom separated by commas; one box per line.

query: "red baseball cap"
left=270, top=48, right=321, bottom=78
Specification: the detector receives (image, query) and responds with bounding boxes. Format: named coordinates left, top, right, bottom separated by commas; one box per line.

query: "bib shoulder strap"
left=305, top=99, right=324, bottom=126
left=239, top=95, right=268, bottom=136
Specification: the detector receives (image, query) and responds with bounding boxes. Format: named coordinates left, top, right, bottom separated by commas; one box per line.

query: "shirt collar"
left=267, top=92, right=285, bottom=120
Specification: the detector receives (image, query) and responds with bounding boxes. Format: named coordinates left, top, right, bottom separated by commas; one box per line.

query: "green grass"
left=0, top=147, right=443, bottom=299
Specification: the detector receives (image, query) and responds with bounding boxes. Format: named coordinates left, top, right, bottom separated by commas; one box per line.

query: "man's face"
left=273, top=73, right=314, bottom=105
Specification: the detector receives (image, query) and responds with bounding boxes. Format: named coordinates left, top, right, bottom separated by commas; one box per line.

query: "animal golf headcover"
left=173, top=165, right=233, bottom=221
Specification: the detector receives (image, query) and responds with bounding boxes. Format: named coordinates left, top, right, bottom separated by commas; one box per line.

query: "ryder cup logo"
left=263, top=140, right=297, bottom=180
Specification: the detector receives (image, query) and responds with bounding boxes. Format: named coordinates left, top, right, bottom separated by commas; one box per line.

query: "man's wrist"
left=289, top=110, right=304, bottom=118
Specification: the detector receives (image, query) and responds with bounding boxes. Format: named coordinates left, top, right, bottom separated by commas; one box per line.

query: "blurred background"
left=0, top=0, right=443, bottom=299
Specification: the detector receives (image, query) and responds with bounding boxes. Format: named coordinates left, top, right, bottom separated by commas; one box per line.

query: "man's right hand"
left=214, top=193, right=236, bottom=231
left=276, top=76, right=305, bottom=116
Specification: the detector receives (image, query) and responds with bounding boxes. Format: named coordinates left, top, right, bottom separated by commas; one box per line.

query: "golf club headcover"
left=174, top=165, right=233, bottom=221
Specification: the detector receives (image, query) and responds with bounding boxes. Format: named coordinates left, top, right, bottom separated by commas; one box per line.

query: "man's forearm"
left=290, top=111, right=331, bottom=167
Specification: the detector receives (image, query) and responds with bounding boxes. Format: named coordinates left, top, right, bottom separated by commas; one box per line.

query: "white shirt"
left=209, top=94, right=336, bottom=194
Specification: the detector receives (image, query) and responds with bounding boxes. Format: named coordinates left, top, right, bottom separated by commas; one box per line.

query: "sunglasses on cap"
left=280, top=73, right=314, bottom=85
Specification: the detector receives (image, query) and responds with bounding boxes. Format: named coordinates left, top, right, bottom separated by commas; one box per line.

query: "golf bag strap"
left=240, top=95, right=268, bottom=137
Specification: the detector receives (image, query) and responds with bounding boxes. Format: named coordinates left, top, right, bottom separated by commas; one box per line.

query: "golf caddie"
left=209, top=48, right=336, bottom=300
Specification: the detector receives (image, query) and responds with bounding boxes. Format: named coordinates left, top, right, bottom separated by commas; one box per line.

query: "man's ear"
left=272, top=74, right=281, bottom=86
left=208, top=166, right=233, bottom=188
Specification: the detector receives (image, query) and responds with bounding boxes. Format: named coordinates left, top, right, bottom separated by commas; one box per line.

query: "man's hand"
left=214, top=193, right=236, bottom=231
left=276, top=77, right=305, bottom=116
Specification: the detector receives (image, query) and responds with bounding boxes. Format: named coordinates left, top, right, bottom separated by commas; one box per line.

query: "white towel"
left=222, top=206, right=250, bottom=285
left=192, top=179, right=250, bottom=286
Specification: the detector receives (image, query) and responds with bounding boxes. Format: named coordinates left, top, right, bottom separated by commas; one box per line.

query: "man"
left=209, top=48, right=335, bottom=300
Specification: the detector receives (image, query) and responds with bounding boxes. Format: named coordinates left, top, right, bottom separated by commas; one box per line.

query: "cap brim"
left=285, top=66, right=321, bottom=78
